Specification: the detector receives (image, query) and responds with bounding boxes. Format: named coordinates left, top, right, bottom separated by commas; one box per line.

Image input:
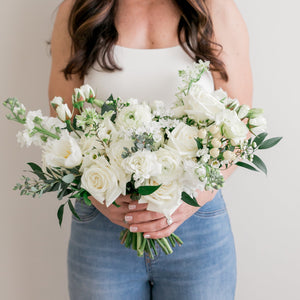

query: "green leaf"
left=62, top=174, right=75, bottom=184
left=235, top=161, right=258, bottom=172
left=258, top=137, right=283, bottom=150
left=68, top=200, right=81, bottom=221
left=112, top=201, right=121, bottom=208
left=252, top=155, right=267, bottom=175
left=27, top=162, right=47, bottom=180
left=194, top=137, right=203, bottom=150
left=181, top=192, right=200, bottom=207
left=253, top=132, right=268, bottom=146
left=138, top=184, right=162, bottom=196
left=57, top=204, right=65, bottom=227
left=83, top=192, right=92, bottom=206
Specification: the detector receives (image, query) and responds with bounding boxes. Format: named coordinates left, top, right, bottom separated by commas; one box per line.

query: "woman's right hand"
left=89, top=195, right=148, bottom=228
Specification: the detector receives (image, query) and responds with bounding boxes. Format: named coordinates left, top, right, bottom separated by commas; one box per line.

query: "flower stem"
left=34, top=126, right=60, bottom=140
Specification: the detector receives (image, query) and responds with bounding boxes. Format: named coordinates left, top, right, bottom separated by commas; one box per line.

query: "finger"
left=127, top=201, right=148, bottom=211
left=129, top=216, right=170, bottom=234
left=143, top=223, right=178, bottom=239
left=125, top=210, right=164, bottom=224
left=115, top=194, right=132, bottom=204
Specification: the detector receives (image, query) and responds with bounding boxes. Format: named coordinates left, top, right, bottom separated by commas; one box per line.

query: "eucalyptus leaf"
left=138, top=184, right=162, bottom=196
left=235, top=161, right=258, bottom=172
left=181, top=192, right=200, bottom=207
left=253, top=132, right=268, bottom=146
left=258, top=137, right=282, bottom=150
left=252, top=155, right=267, bottom=175
left=27, top=162, right=47, bottom=180
left=62, top=174, right=75, bottom=184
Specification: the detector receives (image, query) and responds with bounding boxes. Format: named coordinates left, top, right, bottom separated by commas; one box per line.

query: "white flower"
left=167, top=123, right=199, bottom=158
left=249, top=116, right=267, bottom=135
left=51, top=96, right=64, bottom=107
left=198, top=128, right=207, bottom=139
left=152, top=146, right=183, bottom=183
left=208, top=125, right=220, bottom=135
left=212, top=88, right=228, bottom=102
left=55, top=103, right=72, bottom=121
left=139, top=179, right=182, bottom=218
left=216, top=110, right=248, bottom=144
left=80, top=84, right=95, bottom=99
left=183, top=86, right=225, bottom=122
left=25, top=110, right=44, bottom=130
left=73, top=88, right=85, bottom=102
left=121, top=150, right=162, bottom=187
left=224, top=98, right=240, bottom=110
left=115, top=103, right=152, bottom=130
left=210, top=148, right=220, bottom=158
left=181, top=160, right=207, bottom=198
left=237, top=105, right=250, bottom=119
left=81, top=157, right=122, bottom=206
left=223, top=150, right=236, bottom=161
left=211, top=138, right=221, bottom=148
left=42, top=132, right=82, bottom=168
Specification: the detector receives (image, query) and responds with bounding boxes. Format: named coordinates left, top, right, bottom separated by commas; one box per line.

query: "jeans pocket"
left=72, top=199, right=100, bottom=222
left=194, top=190, right=227, bottom=218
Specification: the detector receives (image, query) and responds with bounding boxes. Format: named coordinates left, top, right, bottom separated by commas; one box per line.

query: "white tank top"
left=84, top=44, right=215, bottom=106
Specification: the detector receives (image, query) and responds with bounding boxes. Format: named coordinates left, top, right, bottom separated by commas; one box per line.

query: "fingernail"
left=125, top=216, right=132, bottom=222
left=144, top=234, right=151, bottom=239
left=130, top=226, right=137, bottom=232
left=128, top=204, right=136, bottom=210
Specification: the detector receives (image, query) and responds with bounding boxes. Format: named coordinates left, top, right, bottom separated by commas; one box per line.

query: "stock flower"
left=42, top=132, right=82, bottom=168
left=167, top=123, right=199, bottom=158
left=81, top=157, right=122, bottom=206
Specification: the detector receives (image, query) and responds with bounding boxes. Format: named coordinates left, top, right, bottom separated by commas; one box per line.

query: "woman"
left=49, top=0, right=252, bottom=299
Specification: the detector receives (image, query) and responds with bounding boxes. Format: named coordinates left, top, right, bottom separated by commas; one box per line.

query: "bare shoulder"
left=206, top=0, right=252, bottom=107
left=49, top=0, right=82, bottom=114
left=206, top=0, right=249, bottom=46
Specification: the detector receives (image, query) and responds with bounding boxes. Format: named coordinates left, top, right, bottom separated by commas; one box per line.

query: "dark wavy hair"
left=63, top=0, right=228, bottom=81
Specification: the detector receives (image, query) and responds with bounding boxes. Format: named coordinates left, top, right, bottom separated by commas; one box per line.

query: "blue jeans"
left=67, top=190, right=236, bottom=300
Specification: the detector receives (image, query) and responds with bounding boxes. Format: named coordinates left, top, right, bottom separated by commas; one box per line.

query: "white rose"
left=224, top=98, right=240, bottom=110
left=216, top=110, right=248, bottom=144
left=80, top=84, right=95, bottom=99
left=81, top=157, right=122, bottom=206
left=198, top=128, right=207, bottom=139
left=249, top=116, right=267, bottom=135
left=210, top=148, right=220, bottom=158
left=152, top=146, right=183, bottom=183
left=183, top=86, right=225, bottom=122
left=42, top=132, right=82, bottom=168
left=121, top=150, right=162, bottom=186
left=167, top=123, right=199, bottom=158
left=211, top=138, right=221, bottom=148
left=115, top=103, right=152, bottom=130
left=139, top=179, right=182, bottom=218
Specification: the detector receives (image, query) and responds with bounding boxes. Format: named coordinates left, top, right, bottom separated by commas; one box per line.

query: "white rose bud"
left=56, top=103, right=72, bottom=121
left=211, top=138, right=221, bottom=148
left=73, top=88, right=86, bottom=102
left=247, top=108, right=264, bottom=119
left=210, top=148, right=220, bottom=158
left=198, top=128, right=207, bottom=139
left=80, top=84, right=95, bottom=99
left=223, top=150, right=236, bottom=161
left=237, top=105, right=250, bottom=119
left=51, top=96, right=63, bottom=108
left=209, top=125, right=219, bottom=135
left=249, top=116, right=267, bottom=135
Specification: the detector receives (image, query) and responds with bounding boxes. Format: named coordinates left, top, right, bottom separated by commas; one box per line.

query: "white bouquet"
left=3, top=60, right=281, bottom=258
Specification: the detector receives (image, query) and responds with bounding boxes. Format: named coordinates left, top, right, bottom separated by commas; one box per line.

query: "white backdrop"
left=0, top=1, right=299, bottom=299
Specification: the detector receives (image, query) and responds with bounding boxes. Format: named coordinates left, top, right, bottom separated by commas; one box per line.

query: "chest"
left=114, top=0, right=182, bottom=48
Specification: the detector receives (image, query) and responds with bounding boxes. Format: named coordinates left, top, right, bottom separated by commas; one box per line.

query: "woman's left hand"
left=124, top=189, right=218, bottom=239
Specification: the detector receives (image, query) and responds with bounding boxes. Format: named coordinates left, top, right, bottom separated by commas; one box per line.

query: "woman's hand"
left=124, top=189, right=218, bottom=239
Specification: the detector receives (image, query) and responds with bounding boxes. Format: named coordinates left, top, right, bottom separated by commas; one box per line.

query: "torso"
left=84, top=0, right=214, bottom=104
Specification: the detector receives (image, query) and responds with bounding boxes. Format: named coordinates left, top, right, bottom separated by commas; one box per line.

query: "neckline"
left=114, top=42, right=185, bottom=51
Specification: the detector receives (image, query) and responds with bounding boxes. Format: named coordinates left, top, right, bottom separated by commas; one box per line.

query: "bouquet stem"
left=119, top=229, right=183, bottom=258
